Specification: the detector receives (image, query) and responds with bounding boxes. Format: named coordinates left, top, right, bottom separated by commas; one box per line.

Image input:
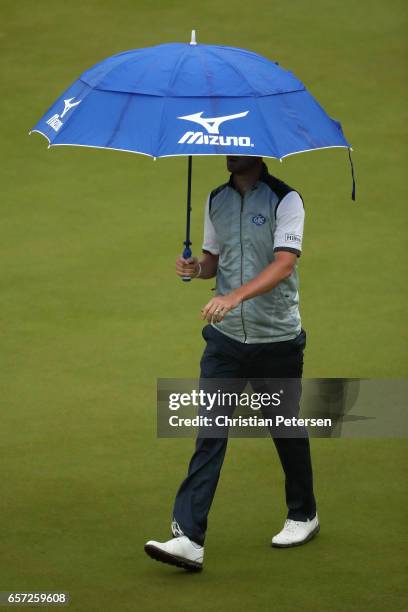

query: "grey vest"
left=209, top=165, right=302, bottom=343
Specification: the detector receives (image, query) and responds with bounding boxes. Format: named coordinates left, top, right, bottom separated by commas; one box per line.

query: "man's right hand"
left=176, top=255, right=199, bottom=279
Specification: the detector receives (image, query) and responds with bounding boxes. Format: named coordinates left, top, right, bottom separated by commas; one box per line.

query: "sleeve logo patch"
left=285, top=233, right=301, bottom=244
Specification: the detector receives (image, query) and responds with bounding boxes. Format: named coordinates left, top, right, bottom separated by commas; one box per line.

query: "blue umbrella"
left=30, top=31, right=355, bottom=279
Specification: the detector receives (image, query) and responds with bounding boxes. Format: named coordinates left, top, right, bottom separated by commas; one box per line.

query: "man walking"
left=145, top=156, right=318, bottom=571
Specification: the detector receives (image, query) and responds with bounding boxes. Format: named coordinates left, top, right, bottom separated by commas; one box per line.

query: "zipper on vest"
left=239, top=194, right=247, bottom=343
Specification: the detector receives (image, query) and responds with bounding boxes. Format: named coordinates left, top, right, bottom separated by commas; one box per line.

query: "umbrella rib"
left=104, top=93, right=133, bottom=148
left=280, top=145, right=351, bottom=158
left=195, top=44, right=216, bottom=98
left=254, top=96, right=282, bottom=159
left=207, top=48, right=255, bottom=95
left=80, top=49, right=145, bottom=90
left=166, top=46, right=190, bottom=94
left=154, top=46, right=190, bottom=155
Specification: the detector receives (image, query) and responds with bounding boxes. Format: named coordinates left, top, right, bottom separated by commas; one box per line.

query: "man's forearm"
left=199, top=252, right=297, bottom=321
left=234, top=257, right=295, bottom=302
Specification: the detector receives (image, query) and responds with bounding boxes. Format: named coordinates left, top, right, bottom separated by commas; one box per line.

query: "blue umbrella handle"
left=182, top=246, right=192, bottom=282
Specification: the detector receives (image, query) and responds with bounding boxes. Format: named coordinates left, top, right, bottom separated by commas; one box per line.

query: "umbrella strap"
left=348, top=147, right=356, bottom=201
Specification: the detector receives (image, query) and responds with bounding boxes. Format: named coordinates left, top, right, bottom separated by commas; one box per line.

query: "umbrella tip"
left=190, top=30, right=197, bottom=45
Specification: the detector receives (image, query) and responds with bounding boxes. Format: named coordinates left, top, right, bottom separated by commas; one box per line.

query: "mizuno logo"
left=178, top=132, right=253, bottom=147
left=178, top=111, right=249, bottom=135
left=61, top=97, right=81, bottom=118
left=177, top=110, right=254, bottom=148
left=46, top=97, right=82, bottom=132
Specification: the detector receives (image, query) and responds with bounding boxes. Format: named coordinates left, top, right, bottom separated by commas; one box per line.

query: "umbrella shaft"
left=183, top=155, right=193, bottom=257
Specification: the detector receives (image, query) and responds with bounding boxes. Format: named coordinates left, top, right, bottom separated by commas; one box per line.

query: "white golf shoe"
left=272, top=515, right=320, bottom=548
left=144, top=536, right=204, bottom=571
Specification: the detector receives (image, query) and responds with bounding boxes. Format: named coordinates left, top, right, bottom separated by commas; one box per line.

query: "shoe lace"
left=284, top=519, right=302, bottom=532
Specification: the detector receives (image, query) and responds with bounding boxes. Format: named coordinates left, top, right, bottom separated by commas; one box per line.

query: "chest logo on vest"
left=251, top=214, right=266, bottom=226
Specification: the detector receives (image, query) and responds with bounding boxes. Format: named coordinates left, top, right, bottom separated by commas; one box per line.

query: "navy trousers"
left=172, top=325, right=316, bottom=546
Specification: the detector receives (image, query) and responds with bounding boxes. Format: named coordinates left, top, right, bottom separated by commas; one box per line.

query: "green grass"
left=1, top=1, right=407, bottom=610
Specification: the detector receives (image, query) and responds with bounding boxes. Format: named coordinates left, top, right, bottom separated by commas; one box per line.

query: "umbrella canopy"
left=30, top=33, right=355, bottom=276
left=30, top=36, right=352, bottom=164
